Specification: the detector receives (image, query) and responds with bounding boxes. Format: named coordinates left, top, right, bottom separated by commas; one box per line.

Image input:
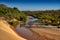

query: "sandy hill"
left=0, top=20, right=26, bottom=40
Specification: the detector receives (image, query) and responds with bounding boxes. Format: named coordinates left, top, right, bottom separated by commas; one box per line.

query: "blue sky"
left=0, top=0, right=60, bottom=11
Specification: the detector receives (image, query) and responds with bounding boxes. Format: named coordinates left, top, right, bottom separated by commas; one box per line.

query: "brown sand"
left=30, top=28, right=60, bottom=40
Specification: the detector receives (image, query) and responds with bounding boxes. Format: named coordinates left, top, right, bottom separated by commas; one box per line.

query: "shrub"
left=9, top=21, right=18, bottom=27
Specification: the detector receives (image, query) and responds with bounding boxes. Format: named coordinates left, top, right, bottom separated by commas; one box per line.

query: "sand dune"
left=0, top=20, right=26, bottom=40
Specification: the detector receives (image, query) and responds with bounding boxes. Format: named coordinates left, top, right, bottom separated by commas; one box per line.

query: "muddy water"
left=15, top=24, right=41, bottom=40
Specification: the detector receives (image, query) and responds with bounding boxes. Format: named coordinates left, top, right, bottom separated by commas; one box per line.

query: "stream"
left=15, top=23, right=41, bottom=40
left=16, top=24, right=33, bottom=37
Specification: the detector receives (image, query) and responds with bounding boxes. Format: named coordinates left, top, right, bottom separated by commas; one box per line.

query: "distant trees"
left=23, top=10, right=60, bottom=26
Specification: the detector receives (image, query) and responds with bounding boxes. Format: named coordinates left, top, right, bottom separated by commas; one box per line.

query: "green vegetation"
left=9, top=21, right=18, bottom=27
left=0, top=4, right=60, bottom=26
left=23, top=10, right=60, bottom=26
left=0, top=4, right=26, bottom=21
left=0, top=4, right=26, bottom=26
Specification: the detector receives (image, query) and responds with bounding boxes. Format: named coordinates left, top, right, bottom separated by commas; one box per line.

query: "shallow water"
left=16, top=24, right=33, bottom=37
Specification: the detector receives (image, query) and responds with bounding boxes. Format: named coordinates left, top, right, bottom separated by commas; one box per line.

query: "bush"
left=9, top=21, right=18, bottom=27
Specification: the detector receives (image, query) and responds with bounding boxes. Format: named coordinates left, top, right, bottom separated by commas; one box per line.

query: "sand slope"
left=0, top=20, right=26, bottom=40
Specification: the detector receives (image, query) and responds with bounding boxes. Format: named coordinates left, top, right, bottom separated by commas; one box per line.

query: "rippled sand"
left=30, top=28, right=60, bottom=40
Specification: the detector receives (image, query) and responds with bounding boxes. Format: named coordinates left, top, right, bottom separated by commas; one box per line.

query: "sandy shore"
left=0, top=20, right=60, bottom=40
left=30, top=28, right=60, bottom=40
